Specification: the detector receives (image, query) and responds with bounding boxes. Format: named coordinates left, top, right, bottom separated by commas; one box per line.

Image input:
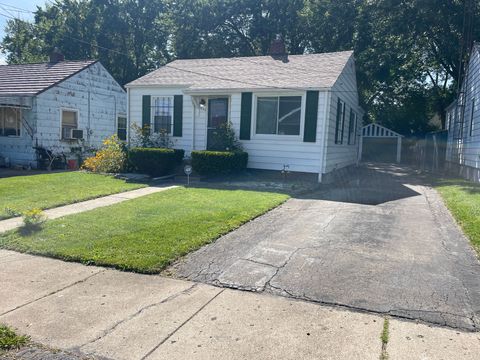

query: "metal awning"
left=0, top=96, right=33, bottom=109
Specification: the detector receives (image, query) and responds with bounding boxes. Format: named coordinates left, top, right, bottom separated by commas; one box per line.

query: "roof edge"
left=34, top=60, right=99, bottom=96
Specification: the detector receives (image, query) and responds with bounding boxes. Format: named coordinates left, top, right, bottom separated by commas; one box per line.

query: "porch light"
left=199, top=99, right=206, bottom=109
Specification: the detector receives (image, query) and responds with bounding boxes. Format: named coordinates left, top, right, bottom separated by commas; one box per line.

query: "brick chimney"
left=268, top=34, right=288, bottom=62
left=49, top=47, right=65, bottom=63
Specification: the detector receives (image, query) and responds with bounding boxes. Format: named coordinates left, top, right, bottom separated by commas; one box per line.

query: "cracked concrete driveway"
left=168, top=164, right=480, bottom=331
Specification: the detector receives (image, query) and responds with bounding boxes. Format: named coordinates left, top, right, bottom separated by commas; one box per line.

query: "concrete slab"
left=217, top=259, right=278, bottom=291
left=0, top=250, right=103, bottom=315
left=148, top=289, right=384, bottom=360
left=80, top=284, right=221, bottom=360
left=0, top=270, right=194, bottom=350
left=0, top=185, right=177, bottom=233
left=388, top=319, right=480, bottom=360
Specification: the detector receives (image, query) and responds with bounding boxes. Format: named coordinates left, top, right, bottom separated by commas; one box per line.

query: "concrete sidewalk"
left=0, top=186, right=177, bottom=234
left=1, top=250, right=479, bottom=360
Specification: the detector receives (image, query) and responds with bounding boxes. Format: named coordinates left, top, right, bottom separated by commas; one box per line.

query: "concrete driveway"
left=168, top=164, right=480, bottom=331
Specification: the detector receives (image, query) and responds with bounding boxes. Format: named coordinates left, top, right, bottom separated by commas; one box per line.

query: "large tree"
left=1, top=0, right=478, bottom=135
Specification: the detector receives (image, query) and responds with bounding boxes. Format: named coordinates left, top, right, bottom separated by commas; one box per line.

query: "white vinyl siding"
left=323, top=56, right=363, bottom=174
left=447, top=46, right=480, bottom=172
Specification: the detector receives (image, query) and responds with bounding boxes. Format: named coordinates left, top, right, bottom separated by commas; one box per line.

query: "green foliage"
left=191, top=150, right=248, bottom=175
left=130, top=123, right=177, bottom=149
left=2, top=0, right=478, bottom=133
left=128, top=148, right=177, bottom=177
left=82, top=135, right=127, bottom=173
left=208, top=121, right=243, bottom=151
left=0, top=188, right=289, bottom=273
left=0, top=172, right=146, bottom=220
left=0, top=324, right=29, bottom=351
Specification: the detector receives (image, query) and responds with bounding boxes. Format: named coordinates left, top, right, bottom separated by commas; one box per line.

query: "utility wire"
left=0, top=11, right=360, bottom=95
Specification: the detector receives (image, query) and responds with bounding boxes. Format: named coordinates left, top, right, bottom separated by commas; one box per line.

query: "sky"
left=0, top=0, right=47, bottom=63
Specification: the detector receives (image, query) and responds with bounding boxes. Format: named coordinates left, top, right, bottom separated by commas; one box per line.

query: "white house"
left=0, top=51, right=126, bottom=168
left=126, top=40, right=364, bottom=182
left=446, top=43, right=480, bottom=181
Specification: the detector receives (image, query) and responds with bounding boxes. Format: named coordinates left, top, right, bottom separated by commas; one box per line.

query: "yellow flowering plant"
left=81, top=135, right=127, bottom=173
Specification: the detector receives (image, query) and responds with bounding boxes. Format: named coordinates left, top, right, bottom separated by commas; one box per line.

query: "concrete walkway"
left=1, top=250, right=480, bottom=360
left=0, top=186, right=177, bottom=233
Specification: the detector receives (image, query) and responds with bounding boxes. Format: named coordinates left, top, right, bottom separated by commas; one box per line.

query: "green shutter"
left=303, top=90, right=319, bottom=142
left=240, top=92, right=252, bottom=140
left=335, top=98, right=341, bottom=144
left=173, top=95, right=183, bottom=137
left=142, top=95, right=151, bottom=130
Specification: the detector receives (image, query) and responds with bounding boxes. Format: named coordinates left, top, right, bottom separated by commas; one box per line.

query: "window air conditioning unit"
left=71, top=129, right=84, bottom=139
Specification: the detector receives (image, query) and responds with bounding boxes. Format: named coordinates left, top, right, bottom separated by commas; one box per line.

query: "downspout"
left=127, top=88, right=130, bottom=145
left=318, top=90, right=331, bottom=183
left=87, top=90, right=91, bottom=145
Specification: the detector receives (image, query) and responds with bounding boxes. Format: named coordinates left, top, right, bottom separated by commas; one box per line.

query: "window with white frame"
left=348, top=109, right=357, bottom=145
left=117, top=116, right=127, bottom=141
left=61, top=110, right=78, bottom=139
left=255, top=96, right=302, bottom=135
left=152, top=96, right=173, bottom=134
left=0, top=107, right=21, bottom=137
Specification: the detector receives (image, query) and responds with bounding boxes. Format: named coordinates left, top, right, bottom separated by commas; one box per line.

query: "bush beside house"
left=128, top=148, right=178, bottom=177
left=82, top=135, right=127, bottom=173
left=191, top=150, right=248, bottom=175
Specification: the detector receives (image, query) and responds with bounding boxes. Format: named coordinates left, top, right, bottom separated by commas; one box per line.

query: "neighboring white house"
left=446, top=43, right=480, bottom=182
left=0, top=51, right=126, bottom=168
left=126, top=39, right=364, bottom=182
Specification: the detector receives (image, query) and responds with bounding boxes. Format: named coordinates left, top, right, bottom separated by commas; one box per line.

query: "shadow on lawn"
left=434, top=178, right=480, bottom=195
left=169, top=163, right=428, bottom=206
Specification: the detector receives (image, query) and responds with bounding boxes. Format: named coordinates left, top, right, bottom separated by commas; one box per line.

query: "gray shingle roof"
left=126, top=51, right=353, bottom=91
left=0, top=60, right=97, bottom=96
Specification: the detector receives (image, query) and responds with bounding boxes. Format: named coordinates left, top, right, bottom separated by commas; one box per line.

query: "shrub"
left=191, top=151, right=248, bottom=175
left=82, top=135, right=126, bottom=173
left=173, top=149, right=185, bottom=164
left=128, top=148, right=177, bottom=177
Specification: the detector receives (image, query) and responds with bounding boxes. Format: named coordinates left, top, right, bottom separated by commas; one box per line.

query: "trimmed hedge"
left=191, top=150, right=248, bottom=175
left=128, top=148, right=177, bottom=177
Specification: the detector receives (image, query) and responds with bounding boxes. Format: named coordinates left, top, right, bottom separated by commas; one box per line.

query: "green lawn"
left=435, top=178, right=480, bottom=255
left=0, top=172, right=146, bottom=220
left=0, top=187, right=288, bottom=273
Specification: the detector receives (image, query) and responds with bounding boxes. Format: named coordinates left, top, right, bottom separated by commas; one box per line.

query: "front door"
left=207, top=98, right=229, bottom=150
